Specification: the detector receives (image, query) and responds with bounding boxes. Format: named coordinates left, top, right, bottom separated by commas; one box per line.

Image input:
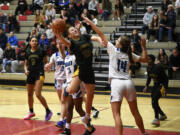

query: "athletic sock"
left=65, top=123, right=70, bottom=129
left=46, top=108, right=51, bottom=114
left=29, top=108, right=34, bottom=113
left=91, top=106, right=97, bottom=111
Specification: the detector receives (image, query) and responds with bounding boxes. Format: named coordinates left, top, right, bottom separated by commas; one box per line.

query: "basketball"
left=51, top=18, right=66, bottom=33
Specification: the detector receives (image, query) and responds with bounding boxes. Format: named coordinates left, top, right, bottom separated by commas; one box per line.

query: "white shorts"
left=110, top=78, right=136, bottom=102
left=55, top=79, right=65, bottom=90
left=63, top=82, right=85, bottom=99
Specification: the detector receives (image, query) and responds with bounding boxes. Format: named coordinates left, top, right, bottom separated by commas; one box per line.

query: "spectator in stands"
left=78, top=0, right=88, bottom=19
left=130, top=29, right=142, bottom=77
left=7, top=13, right=20, bottom=33
left=39, top=33, right=49, bottom=51
left=101, top=0, right=112, bottom=21
left=0, top=12, right=8, bottom=32
left=147, top=14, right=159, bottom=43
left=142, top=6, right=155, bottom=35
left=168, top=48, right=180, bottom=78
left=159, top=6, right=176, bottom=42
left=0, top=28, right=8, bottom=50
left=0, top=0, right=11, bottom=6
left=8, top=31, right=18, bottom=49
left=36, top=24, right=45, bottom=37
left=34, top=10, right=46, bottom=28
left=123, top=0, right=135, bottom=9
left=157, top=48, right=169, bottom=69
left=82, top=8, right=92, bottom=33
left=112, top=0, right=124, bottom=20
left=11, top=43, right=26, bottom=73
left=175, top=0, right=180, bottom=15
left=45, top=24, right=54, bottom=43
left=67, top=3, right=77, bottom=26
left=0, top=47, right=3, bottom=60
left=15, top=0, right=28, bottom=15
left=161, top=0, right=172, bottom=13
left=1, top=43, right=16, bottom=73
left=45, top=3, right=56, bottom=20
left=31, top=0, right=44, bottom=14
left=26, top=27, right=38, bottom=43
left=88, top=0, right=98, bottom=16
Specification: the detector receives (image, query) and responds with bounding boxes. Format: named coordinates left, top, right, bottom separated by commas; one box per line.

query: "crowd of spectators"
left=0, top=0, right=180, bottom=79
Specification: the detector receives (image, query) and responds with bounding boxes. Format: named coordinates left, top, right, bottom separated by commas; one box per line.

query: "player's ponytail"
left=119, top=36, right=134, bottom=65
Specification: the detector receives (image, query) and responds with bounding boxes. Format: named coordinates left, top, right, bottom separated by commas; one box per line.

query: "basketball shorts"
left=55, top=79, right=65, bottom=90
left=79, top=67, right=95, bottom=84
left=26, top=71, right=45, bottom=84
left=110, top=78, right=136, bottom=102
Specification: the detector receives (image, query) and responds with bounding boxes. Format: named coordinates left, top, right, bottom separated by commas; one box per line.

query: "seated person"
left=15, top=0, right=28, bottom=15
left=8, top=31, right=18, bottom=49
left=1, top=43, right=16, bottom=73
left=31, top=0, right=44, bottom=14
left=142, top=6, right=155, bottom=34
left=112, top=0, right=124, bottom=20
left=45, top=3, right=56, bottom=20
left=101, top=0, right=112, bottom=21
left=158, top=11, right=174, bottom=41
left=88, top=0, right=98, bottom=16
left=7, top=13, right=20, bottom=33
left=0, top=28, right=8, bottom=50
left=147, top=14, right=159, bottom=42
left=39, top=33, right=49, bottom=52
left=11, top=43, right=26, bottom=73
left=168, top=48, right=180, bottom=79
left=0, top=12, right=8, bottom=32
left=161, top=0, right=172, bottom=13
left=157, top=48, right=169, bottom=69
left=130, top=29, right=142, bottom=77
left=176, top=0, right=180, bottom=15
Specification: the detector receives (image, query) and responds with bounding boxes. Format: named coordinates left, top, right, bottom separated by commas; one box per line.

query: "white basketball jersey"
left=50, top=52, right=66, bottom=80
left=107, top=42, right=140, bottom=79
left=64, top=54, right=76, bottom=83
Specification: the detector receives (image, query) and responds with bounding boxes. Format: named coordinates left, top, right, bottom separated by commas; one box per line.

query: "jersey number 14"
left=117, top=59, right=128, bottom=72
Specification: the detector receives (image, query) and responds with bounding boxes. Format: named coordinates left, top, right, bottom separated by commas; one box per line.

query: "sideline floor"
left=0, top=86, right=180, bottom=135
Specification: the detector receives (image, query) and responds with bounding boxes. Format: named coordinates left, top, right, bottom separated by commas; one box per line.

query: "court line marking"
left=12, top=107, right=109, bottom=135
left=160, top=117, right=180, bottom=127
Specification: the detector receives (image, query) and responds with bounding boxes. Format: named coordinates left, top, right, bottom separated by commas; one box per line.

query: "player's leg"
left=60, top=95, right=74, bottom=135
left=74, top=97, right=85, bottom=117
left=24, top=83, right=35, bottom=120
left=156, top=95, right=167, bottom=120
left=111, top=101, right=123, bottom=135
left=56, top=80, right=67, bottom=128
left=126, top=80, right=146, bottom=134
left=35, top=77, right=52, bottom=121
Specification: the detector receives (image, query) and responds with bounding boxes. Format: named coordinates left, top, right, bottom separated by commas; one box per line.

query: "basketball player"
left=52, top=14, right=104, bottom=134
left=143, top=54, right=168, bottom=127
left=45, top=41, right=67, bottom=128
left=60, top=51, right=86, bottom=135
left=81, top=16, right=149, bottom=135
left=24, top=36, right=52, bottom=121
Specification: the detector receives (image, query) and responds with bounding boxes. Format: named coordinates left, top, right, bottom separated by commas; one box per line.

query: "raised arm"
left=138, top=36, right=148, bottom=63
left=52, top=25, right=71, bottom=48
left=81, top=14, right=108, bottom=47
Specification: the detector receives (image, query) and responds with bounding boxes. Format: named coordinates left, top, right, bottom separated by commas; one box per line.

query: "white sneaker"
left=154, top=40, right=158, bottom=43
left=118, top=17, right=120, bottom=20
left=1, top=69, right=6, bottom=73
left=146, top=39, right=149, bottom=43
left=124, top=6, right=126, bottom=9
left=7, top=3, right=10, bottom=6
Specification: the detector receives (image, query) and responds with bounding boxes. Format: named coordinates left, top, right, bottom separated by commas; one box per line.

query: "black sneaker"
left=83, top=125, right=96, bottom=135
left=93, top=110, right=99, bottom=118
left=59, top=128, right=71, bottom=135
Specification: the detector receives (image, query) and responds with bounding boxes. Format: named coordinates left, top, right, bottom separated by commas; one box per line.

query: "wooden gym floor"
left=0, top=85, right=180, bottom=135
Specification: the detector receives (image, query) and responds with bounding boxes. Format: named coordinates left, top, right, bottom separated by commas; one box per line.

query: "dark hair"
left=30, top=36, right=38, bottom=41
left=119, top=36, right=134, bottom=64
left=148, top=54, right=155, bottom=63
left=152, top=14, right=159, bottom=28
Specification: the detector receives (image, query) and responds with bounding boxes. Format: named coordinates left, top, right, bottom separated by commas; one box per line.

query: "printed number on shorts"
left=117, top=59, right=127, bottom=72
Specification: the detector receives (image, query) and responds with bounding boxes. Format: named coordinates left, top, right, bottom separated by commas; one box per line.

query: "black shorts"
left=26, top=71, right=45, bottom=84
left=79, top=67, right=95, bottom=84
